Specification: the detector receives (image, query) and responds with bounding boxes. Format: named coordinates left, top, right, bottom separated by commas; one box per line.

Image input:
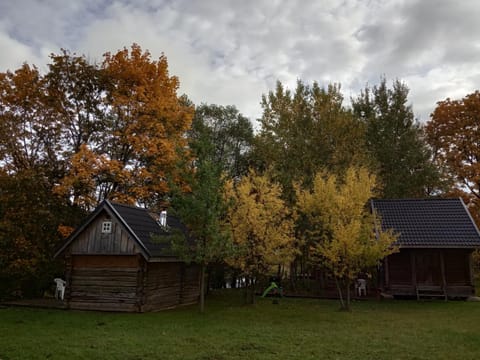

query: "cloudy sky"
left=1, top=0, right=479, bottom=123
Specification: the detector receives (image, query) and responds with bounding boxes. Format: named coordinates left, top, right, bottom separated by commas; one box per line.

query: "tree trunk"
left=244, top=277, right=249, bottom=304
left=250, top=277, right=256, bottom=304
left=244, top=276, right=256, bottom=304
left=290, top=261, right=297, bottom=292
left=334, top=276, right=346, bottom=310
left=205, top=266, right=210, bottom=295
left=231, top=273, right=237, bottom=289
left=199, top=263, right=206, bottom=313
left=345, top=280, right=351, bottom=311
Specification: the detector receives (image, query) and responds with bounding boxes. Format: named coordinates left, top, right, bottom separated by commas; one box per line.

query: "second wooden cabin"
left=372, top=198, right=480, bottom=299
left=54, top=200, right=200, bottom=312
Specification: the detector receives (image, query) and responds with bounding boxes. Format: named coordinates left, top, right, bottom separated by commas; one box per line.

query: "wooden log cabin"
left=371, top=198, right=480, bottom=299
left=54, top=200, right=200, bottom=312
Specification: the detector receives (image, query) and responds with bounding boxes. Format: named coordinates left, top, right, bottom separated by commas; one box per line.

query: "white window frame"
left=101, top=221, right=112, bottom=233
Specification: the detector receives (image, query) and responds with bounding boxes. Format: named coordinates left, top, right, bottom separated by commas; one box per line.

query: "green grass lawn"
left=1, top=291, right=480, bottom=360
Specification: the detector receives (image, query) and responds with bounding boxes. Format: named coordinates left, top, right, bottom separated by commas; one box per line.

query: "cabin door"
left=415, top=251, right=442, bottom=286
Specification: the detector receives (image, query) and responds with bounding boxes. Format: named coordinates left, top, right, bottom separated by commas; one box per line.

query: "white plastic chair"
left=357, top=279, right=367, bottom=297
left=54, top=278, right=66, bottom=300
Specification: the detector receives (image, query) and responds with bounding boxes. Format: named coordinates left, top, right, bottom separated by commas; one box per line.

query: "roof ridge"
left=109, top=201, right=149, bottom=211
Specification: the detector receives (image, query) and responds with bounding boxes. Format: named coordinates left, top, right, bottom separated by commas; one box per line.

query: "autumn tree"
left=0, top=61, right=85, bottom=298
left=352, top=78, right=439, bottom=198
left=296, top=167, right=397, bottom=311
left=254, top=80, right=369, bottom=204
left=225, top=170, right=296, bottom=304
left=0, top=170, right=84, bottom=299
left=254, top=80, right=369, bottom=288
left=425, top=91, right=480, bottom=221
left=45, top=49, right=106, bottom=156
left=0, top=52, right=106, bottom=186
left=0, top=64, right=60, bottom=177
left=57, top=44, right=194, bottom=210
left=0, top=45, right=193, bottom=211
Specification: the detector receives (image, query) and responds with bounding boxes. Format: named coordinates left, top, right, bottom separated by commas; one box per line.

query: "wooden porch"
left=382, top=248, right=475, bottom=299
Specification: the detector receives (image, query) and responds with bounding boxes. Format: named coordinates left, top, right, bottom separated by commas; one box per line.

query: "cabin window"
left=101, top=221, right=112, bottom=233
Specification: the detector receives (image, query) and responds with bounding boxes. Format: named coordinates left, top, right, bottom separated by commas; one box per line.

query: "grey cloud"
left=0, top=0, right=479, bottom=122
left=357, top=0, right=480, bottom=73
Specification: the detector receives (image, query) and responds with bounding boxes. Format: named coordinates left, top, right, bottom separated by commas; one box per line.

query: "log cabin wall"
left=444, top=250, right=471, bottom=284
left=142, top=263, right=200, bottom=312
left=180, top=265, right=201, bottom=305
left=142, top=262, right=182, bottom=312
left=444, top=249, right=475, bottom=297
left=68, top=255, right=141, bottom=312
left=384, top=248, right=475, bottom=298
left=384, top=249, right=415, bottom=296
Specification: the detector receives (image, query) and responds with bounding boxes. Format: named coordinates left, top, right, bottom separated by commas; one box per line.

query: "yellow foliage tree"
left=225, top=170, right=296, bottom=304
left=296, top=167, right=397, bottom=310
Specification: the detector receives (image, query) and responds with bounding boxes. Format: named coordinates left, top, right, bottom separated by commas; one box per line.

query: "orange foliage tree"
left=0, top=170, right=84, bottom=298
left=0, top=64, right=60, bottom=175
left=425, top=91, right=480, bottom=222
left=55, top=44, right=194, bottom=209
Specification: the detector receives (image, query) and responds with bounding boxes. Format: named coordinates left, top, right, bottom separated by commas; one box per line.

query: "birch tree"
left=296, top=167, right=397, bottom=310
left=225, top=170, right=296, bottom=304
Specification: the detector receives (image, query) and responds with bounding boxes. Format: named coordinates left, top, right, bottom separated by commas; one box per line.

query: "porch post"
left=440, top=250, right=448, bottom=300
left=468, top=251, right=475, bottom=286
left=384, top=256, right=390, bottom=288
left=440, top=250, right=447, bottom=289
left=410, top=250, right=416, bottom=291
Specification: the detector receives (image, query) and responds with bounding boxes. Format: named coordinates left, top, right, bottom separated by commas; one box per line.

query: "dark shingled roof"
left=110, top=202, right=182, bottom=258
left=371, top=198, right=480, bottom=248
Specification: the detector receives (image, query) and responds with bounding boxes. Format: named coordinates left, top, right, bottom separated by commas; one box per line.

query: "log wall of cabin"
left=68, top=255, right=141, bottom=312
left=180, top=265, right=201, bottom=305
left=384, top=249, right=475, bottom=297
left=142, top=262, right=182, bottom=311
left=141, top=262, right=200, bottom=312
left=444, top=249, right=474, bottom=297
left=70, top=212, right=141, bottom=255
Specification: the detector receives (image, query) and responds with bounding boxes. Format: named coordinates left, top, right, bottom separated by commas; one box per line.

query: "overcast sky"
left=1, top=0, right=479, bottom=123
